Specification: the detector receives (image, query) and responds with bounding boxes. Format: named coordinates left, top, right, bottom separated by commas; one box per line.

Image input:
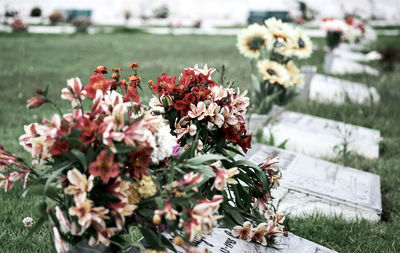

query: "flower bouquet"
left=320, top=17, right=365, bottom=50
left=1, top=64, right=285, bottom=252
left=237, top=18, right=313, bottom=114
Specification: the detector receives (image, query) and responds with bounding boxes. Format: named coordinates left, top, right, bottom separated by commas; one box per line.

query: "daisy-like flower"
left=292, top=29, right=313, bottom=59
left=23, top=217, right=34, bottom=227
left=285, top=61, right=304, bottom=88
left=265, top=17, right=297, bottom=57
left=257, top=60, right=290, bottom=86
left=232, top=221, right=253, bottom=241
left=237, top=23, right=273, bottom=59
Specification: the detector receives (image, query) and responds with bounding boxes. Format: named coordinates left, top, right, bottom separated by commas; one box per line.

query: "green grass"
left=0, top=32, right=399, bottom=252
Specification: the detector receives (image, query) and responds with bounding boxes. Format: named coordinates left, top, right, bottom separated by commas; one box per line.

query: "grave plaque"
left=309, top=74, right=380, bottom=104
left=248, top=111, right=381, bottom=159
left=127, top=229, right=337, bottom=253
left=242, top=143, right=382, bottom=221
left=327, top=56, right=379, bottom=76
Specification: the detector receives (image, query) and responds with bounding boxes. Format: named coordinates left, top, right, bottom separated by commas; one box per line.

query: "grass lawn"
left=0, top=31, right=399, bottom=252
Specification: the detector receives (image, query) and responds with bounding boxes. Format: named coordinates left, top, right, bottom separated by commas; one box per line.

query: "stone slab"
left=327, top=56, right=379, bottom=76
left=127, top=229, right=337, bottom=253
left=309, top=73, right=380, bottom=104
left=241, top=143, right=382, bottom=221
left=248, top=110, right=381, bottom=159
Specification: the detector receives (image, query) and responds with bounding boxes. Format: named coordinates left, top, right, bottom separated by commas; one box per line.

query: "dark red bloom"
left=50, top=139, right=69, bottom=156
left=174, top=93, right=195, bottom=116
left=237, top=134, right=252, bottom=153
left=223, top=125, right=252, bottom=153
left=84, top=74, right=112, bottom=98
left=153, top=73, right=177, bottom=95
left=77, top=117, right=98, bottom=146
left=129, top=146, right=153, bottom=178
left=89, top=150, right=120, bottom=184
left=192, top=86, right=211, bottom=101
left=179, top=69, right=196, bottom=87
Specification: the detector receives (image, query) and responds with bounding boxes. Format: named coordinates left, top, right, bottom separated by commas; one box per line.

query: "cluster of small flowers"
left=10, top=17, right=28, bottom=32
left=237, top=18, right=312, bottom=90
left=320, top=17, right=364, bottom=44
left=149, top=65, right=252, bottom=153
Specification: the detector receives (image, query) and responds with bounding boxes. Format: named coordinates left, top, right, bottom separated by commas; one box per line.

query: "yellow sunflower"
left=257, top=60, right=290, bottom=86
left=265, top=18, right=297, bottom=57
left=285, top=61, right=304, bottom=88
left=237, top=23, right=272, bottom=59
left=292, top=29, right=313, bottom=59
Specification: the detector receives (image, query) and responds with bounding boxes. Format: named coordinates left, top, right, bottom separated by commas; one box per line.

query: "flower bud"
left=173, top=236, right=185, bottom=247
left=26, top=97, right=49, bottom=109
left=34, top=88, right=45, bottom=95
left=152, top=214, right=161, bottom=225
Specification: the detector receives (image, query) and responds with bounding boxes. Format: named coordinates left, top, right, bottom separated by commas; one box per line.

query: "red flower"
left=223, top=125, right=252, bottom=153
left=123, top=86, right=140, bottom=103
left=89, top=150, right=120, bottom=184
left=174, top=93, right=195, bottom=116
left=50, top=139, right=69, bottom=156
left=153, top=73, right=177, bottom=95
left=237, top=134, right=252, bottom=153
left=77, top=118, right=98, bottom=146
left=26, top=97, right=49, bottom=109
left=192, top=86, right=211, bottom=101
left=94, top=66, right=108, bottom=74
left=129, top=146, right=153, bottom=178
left=84, top=74, right=112, bottom=98
left=179, top=69, right=196, bottom=87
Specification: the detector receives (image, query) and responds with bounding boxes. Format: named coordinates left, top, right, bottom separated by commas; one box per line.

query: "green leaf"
left=137, top=208, right=154, bottom=217
left=186, top=154, right=227, bottom=166
left=70, top=149, right=87, bottom=170
left=160, top=234, right=177, bottom=252
left=115, top=145, right=138, bottom=154
left=44, top=161, right=74, bottom=192
left=22, top=184, right=59, bottom=201
left=234, top=159, right=261, bottom=171
left=225, top=208, right=244, bottom=225
left=184, top=164, right=215, bottom=179
left=110, top=235, right=140, bottom=250
left=139, top=227, right=162, bottom=250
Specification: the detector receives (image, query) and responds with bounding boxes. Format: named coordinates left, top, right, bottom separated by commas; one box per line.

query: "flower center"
left=247, top=36, right=265, bottom=50
left=267, top=69, right=277, bottom=76
left=298, top=38, right=305, bottom=48
left=92, top=80, right=103, bottom=90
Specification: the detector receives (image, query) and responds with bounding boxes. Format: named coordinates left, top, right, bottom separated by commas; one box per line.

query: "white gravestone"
left=309, top=73, right=380, bottom=104
left=333, top=48, right=381, bottom=62
left=248, top=110, right=381, bottom=159
left=325, top=55, right=379, bottom=76
left=149, top=229, right=336, bottom=253
left=242, top=143, right=382, bottom=221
